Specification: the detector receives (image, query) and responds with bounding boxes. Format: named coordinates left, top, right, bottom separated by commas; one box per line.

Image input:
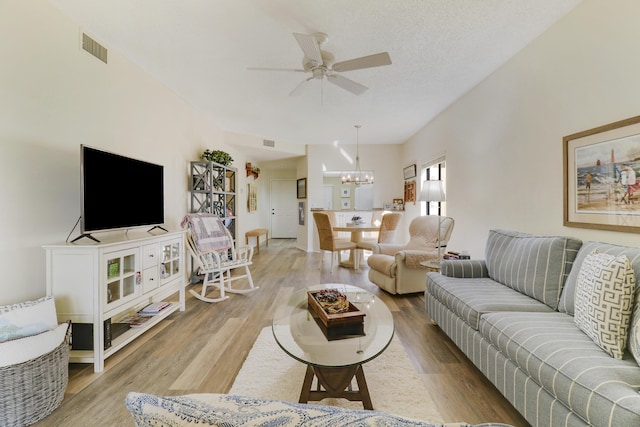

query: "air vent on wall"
left=82, top=33, right=108, bottom=64
left=263, top=139, right=275, bottom=147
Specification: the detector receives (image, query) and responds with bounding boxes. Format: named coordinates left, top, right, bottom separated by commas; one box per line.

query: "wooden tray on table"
left=307, top=290, right=365, bottom=340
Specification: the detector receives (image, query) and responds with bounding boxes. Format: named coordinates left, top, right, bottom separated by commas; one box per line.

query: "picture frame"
left=341, top=186, right=351, bottom=198
left=404, top=180, right=416, bottom=204
left=403, top=164, right=417, bottom=180
left=297, top=178, right=307, bottom=199
left=298, top=202, right=305, bottom=225
left=564, top=115, right=640, bottom=232
left=392, top=198, right=404, bottom=211
left=341, top=199, right=351, bottom=209
left=247, top=183, right=257, bottom=212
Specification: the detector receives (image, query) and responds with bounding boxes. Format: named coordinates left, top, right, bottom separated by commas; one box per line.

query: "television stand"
left=147, top=225, right=168, bottom=233
left=70, top=233, right=100, bottom=243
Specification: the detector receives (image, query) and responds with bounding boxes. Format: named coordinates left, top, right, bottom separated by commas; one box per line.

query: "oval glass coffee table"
left=272, top=284, right=394, bottom=409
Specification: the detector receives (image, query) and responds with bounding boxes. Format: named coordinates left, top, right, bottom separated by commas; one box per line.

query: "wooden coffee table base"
left=298, top=364, right=373, bottom=410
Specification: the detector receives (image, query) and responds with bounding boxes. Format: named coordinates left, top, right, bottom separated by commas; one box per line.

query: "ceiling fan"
left=248, top=32, right=392, bottom=96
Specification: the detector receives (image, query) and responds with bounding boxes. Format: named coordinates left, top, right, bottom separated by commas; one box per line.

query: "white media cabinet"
left=44, top=230, right=186, bottom=372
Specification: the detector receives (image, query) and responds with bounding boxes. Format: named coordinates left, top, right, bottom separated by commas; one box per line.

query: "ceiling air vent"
left=82, top=33, right=108, bottom=64
left=263, top=140, right=275, bottom=147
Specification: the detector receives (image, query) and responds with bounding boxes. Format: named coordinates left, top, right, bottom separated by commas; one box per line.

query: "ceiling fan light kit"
left=249, top=32, right=392, bottom=97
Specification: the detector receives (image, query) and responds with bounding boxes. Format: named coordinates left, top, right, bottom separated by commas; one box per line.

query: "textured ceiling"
left=49, top=0, right=582, bottom=160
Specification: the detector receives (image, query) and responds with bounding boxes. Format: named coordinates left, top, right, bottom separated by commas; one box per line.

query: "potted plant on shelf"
left=246, top=163, right=260, bottom=178
left=201, top=149, right=233, bottom=166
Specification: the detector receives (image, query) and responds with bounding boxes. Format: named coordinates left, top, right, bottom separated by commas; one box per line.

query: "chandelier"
left=341, top=125, right=374, bottom=185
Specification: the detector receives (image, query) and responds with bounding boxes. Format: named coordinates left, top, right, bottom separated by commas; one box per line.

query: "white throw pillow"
left=0, top=296, right=58, bottom=343
left=0, top=322, right=68, bottom=367
left=574, top=251, right=636, bottom=359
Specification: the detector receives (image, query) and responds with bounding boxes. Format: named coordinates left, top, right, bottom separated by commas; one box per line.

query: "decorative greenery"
left=201, top=149, right=233, bottom=165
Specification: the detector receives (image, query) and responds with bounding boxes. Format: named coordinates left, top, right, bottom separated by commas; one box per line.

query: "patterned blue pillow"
left=125, top=392, right=470, bottom=427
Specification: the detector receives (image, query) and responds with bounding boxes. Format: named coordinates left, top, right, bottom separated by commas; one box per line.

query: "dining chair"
left=313, top=211, right=358, bottom=271
left=357, top=212, right=403, bottom=252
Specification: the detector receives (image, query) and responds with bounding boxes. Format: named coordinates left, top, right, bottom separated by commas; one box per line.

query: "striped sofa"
left=425, top=229, right=640, bottom=427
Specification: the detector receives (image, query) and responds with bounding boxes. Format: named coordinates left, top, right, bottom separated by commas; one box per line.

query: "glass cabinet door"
left=104, top=248, right=139, bottom=310
left=160, top=240, right=181, bottom=284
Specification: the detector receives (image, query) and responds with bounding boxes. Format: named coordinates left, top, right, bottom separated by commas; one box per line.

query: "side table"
left=420, top=260, right=441, bottom=272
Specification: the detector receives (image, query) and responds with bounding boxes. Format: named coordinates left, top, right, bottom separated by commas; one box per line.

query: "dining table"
left=332, top=224, right=380, bottom=269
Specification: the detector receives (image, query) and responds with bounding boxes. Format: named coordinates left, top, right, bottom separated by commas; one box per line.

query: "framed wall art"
left=404, top=180, right=416, bottom=204
left=298, top=202, right=305, bottom=225
left=341, top=186, right=351, bottom=197
left=403, top=164, right=417, bottom=180
left=564, top=115, right=640, bottom=232
left=247, top=183, right=257, bottom=212
left=297, top=178, right=307, bottom=199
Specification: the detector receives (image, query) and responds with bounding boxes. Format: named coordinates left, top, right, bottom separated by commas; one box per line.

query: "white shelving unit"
left=44, top=230, right=186, bottom=372
left=189, top=161, right=236, bottom=241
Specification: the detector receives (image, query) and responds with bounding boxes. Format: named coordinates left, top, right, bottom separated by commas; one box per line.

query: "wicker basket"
left=0, top=322, right=70, bottom=427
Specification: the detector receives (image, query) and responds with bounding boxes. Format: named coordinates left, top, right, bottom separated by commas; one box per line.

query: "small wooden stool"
left=245, top=228, right=269, bottom=253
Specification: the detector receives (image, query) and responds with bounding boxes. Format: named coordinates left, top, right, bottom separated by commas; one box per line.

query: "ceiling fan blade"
left=247, top=67, right=306, bottom=73
left=332, top=52, right=392, bottom=72
left=289, top=76, right=314, bottom=96
left=327, top=74, right=368, bottom=95
left=293, top=33, right=323, bottom=64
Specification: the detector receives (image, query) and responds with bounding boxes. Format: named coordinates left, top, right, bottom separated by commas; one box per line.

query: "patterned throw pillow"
left=574, top=251, right=636, bottom=359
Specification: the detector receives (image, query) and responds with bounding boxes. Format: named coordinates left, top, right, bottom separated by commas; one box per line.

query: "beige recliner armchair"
left=367, top=216, right=454, bottom=294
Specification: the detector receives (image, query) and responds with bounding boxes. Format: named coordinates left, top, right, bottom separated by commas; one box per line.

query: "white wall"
left=402, top=0, right=640, bottom=258
left=0, top=0, right=258, bottom=304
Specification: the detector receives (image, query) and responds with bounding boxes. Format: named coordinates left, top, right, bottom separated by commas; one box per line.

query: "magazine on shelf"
left=139, top=301, right=172, bottom=315
left=119, top=314, right=153, bottom=328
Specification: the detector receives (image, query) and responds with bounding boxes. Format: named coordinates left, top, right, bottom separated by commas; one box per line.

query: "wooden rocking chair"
left=182, top=213, right=258, bottom=303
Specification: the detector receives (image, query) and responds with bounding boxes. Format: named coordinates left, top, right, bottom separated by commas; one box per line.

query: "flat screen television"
left=78, top=145, right=164, bottom=241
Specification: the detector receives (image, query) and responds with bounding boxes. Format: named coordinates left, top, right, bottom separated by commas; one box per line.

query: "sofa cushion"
left=484, top=230, right=582, bottom=309
left=574, top=251, right=635, bottom=359
left=125, top=392, right=471, bottom=427
left=559, top=241, right=640, bottom=315
left=426, top=273, right=553, bottom=330
left=630, top=311, right=640, bottom=369
left=479, top=311, right=640, bottom=427
left=0, top=296, right=58, bottom=343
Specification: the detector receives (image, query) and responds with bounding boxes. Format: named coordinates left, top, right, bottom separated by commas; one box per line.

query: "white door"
left=270, top=179, right=297, bottom=238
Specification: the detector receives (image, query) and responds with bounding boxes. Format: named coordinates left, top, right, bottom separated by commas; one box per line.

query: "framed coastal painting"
left=564, top=115, right=640, bottom=232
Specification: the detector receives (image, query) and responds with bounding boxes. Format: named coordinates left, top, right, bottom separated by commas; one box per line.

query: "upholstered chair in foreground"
left=367, top=216, right=454, bottom=294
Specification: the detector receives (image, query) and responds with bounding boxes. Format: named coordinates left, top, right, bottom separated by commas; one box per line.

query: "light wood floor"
left=34, top=239, right=529, bottom=426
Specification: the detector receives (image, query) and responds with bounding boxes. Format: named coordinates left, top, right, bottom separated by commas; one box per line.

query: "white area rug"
left=230, top=326, right=444, bottom=423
